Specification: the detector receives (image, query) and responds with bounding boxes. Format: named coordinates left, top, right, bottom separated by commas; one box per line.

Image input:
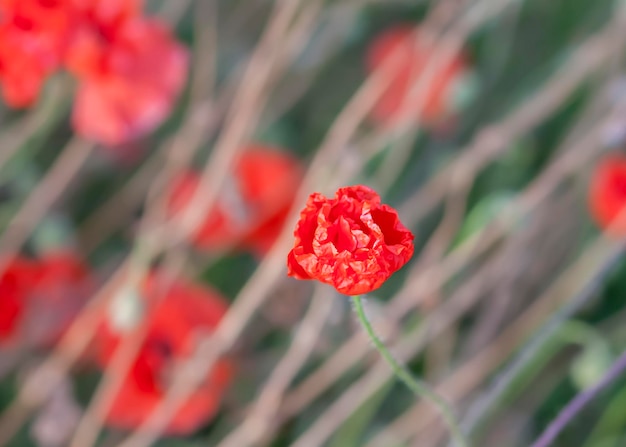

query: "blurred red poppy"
left=0, top=0, right=74, bottom=106
left=0, top=251, right=91, bottom=347
left=287, top=185, right=414, bottom=295
left=96, top=273, right=232, bottom=434
left=0, top=0, right=186, bottom=146
left=589, top=154, right=626, bottom=236
left=69, top=17, right=188, bottom=145
left=168, top=146, right=303, bottom=255
left=365, top=25, right=469, bottom=128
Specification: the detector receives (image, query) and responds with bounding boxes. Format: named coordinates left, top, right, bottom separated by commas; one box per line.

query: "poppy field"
left=1, top=0, right=626, bottom=446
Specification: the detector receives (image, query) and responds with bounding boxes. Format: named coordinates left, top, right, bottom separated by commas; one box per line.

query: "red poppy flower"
left=68, top=17, right=188, bottom=145
left=365, top=25, right=469, bottom=127
left=168, top=146, right=303, bottom=255
left=0, top=0, right=74, bottom=106
left=96, top=273, right=232, bottom=434
left=0, top=251, right=91, bottom=346
left=589, top=154, right=626, bottom=235
left=287, top=185, right=414, bottom=295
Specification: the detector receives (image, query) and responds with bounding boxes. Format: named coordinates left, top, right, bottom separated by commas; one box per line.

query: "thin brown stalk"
left=0, top=79, right=70, bottom=172
left=420, top=170, right=472, bottom=379
left=160, top=0, right=308, bottom=251
left=156, top=0, right=192, bottom=24
left=216, top=287, right=335, bottom=447
left=0, top=138, right=94, bottom=274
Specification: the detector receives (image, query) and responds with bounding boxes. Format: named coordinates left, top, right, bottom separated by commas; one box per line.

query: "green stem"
left=350, top=294, right=468, bottom=447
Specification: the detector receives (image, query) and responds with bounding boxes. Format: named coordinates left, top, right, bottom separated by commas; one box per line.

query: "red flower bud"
left=589, top=154, right=626, bottom=235
left=287, top=185, right=414, bottom=295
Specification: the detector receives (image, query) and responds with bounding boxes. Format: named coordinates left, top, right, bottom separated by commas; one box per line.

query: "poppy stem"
left=350, top=294, right=469, bottom=447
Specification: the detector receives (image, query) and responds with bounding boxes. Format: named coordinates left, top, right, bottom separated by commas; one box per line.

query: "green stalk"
left=350, top=294, right=469, bottom=447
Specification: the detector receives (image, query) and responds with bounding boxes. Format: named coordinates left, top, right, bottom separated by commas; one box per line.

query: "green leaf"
left=454, top=192, right=515, bottom=246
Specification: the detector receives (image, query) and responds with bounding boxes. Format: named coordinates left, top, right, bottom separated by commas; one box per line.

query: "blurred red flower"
left=589, top=154, right=626, bottom=235
left=168, top=146, right=303, bottom=255
left=96, top=273, right=232, bottom=434
left=69, top=17, right=188, bottom=145
left=366, top=25, right=469, bottom=128
left=0, top=251, right=91, bottom=347
left=0, top=0, right=74, bottom=106
left=0, top=0, right=187, bottom=146
left=287, top=185, right=414, bottom=295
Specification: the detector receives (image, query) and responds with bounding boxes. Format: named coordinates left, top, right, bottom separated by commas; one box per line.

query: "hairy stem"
left=350, top=294, right=468, bottom=447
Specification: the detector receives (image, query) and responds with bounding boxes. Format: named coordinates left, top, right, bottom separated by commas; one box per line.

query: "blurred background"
left=1, top=0, right=626, bottom=446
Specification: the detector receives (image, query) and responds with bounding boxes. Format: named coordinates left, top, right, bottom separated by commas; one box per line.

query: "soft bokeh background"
left=2, top=0, right=626, bottom=446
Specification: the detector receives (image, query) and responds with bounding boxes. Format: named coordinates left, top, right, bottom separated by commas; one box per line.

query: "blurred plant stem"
left=350, top=294, right=469, bottom=447
left=0, top=76, right=71, bottom=177
left=530, top=347, right=626, bottom=447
